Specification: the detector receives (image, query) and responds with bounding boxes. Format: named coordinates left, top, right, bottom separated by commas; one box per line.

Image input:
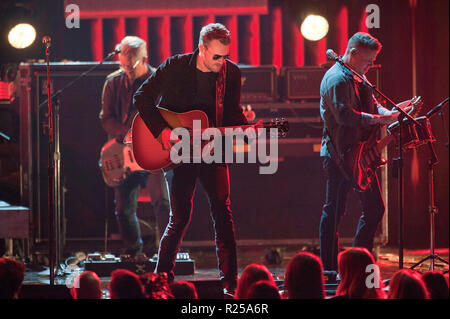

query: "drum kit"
left=387, top=115, right=435, bottom=150
left=387, top=97, right=449, bottom=271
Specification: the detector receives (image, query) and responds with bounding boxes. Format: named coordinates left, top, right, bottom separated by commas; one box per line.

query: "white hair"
left=119, top=36, right=147, bottom=61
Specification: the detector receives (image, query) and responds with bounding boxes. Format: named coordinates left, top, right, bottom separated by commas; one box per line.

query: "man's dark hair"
left=347, top=32, right=382, bottom=52
left=199, top=23, right=231, bottom=47
left=0, top=257, right=26, bottom=299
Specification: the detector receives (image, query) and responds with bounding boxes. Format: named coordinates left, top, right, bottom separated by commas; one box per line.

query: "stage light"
left=300, top=15, right=329, bottom=41
left=8, top=23, right=36, bottom=49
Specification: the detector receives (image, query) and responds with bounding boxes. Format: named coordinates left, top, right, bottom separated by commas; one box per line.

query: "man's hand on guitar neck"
left=364, top=96, right=422, bottom=126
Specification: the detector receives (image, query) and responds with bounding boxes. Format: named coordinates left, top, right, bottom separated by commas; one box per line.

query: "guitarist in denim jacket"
left=100, top=36, right=170, bottom=257
left=134, top=23, right=248, bottom=295
left=319, top=33, right=401, bottom=272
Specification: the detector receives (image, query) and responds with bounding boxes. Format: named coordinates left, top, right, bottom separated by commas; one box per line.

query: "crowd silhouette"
left=1, top=249, right=448, bottom=299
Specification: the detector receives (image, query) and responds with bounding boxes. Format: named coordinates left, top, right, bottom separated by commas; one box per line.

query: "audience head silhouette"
left=422, top=271, right=449, bottom=299
left=247, top=280, right=280, bottom=299
left=0, top=257, right=25, bottom=299
left=109, top=269, right=145, bottom=299
left=284, top=251, right=325, bottom=299
left=388, top=269, right=429, bottom=299
left=336, top=247, right=385, bottom=299
left=71, top=271, right=102, bottom=299
left=170, top=280, right=198, bottom=299
left=235, top=263, right=275, bottom=299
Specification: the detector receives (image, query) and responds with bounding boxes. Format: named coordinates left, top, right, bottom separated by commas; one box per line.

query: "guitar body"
left=131, top=108, right=210, bottom=172
left=131, top=107, right=289, bottom=172
left=99, top=138, right=145, bottom=187
left=344, top=134, right=386, bottom=191
left=342, top=96, right=422, bottom=191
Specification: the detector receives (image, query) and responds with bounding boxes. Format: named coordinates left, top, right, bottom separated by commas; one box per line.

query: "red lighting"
left=0, top=81, right=10, bottom=100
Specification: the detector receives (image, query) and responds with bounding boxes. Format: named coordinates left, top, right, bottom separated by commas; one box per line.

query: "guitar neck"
left=214, top=124, right=257, bottom=134
left=375, top=134, right=396, bottom=153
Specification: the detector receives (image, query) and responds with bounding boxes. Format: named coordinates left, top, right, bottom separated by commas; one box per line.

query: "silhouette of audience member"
left=247, top=280, right=281, bottom=299
left=71, top=271, right=102, bottom=299
left=335, top=247, right=385, bottom=299
left=170, top=280, right=198, bottom=299
left=110, top=269, right=145, bottom=299
left=283, top=252, right=325, bottom=299
left=0, top=257, right=25, bottom=299
left=141, top=272, right=173, bottom=299
left=422, top=271, right=449, bottom=299
left=388, top=269, right=429, bottom=299
left=235, top=264, right=276, bottom=299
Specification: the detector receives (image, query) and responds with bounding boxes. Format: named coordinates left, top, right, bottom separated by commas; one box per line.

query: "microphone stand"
left=411, top=98, right=449, bottom=272
left=328, top=52, right=424, bottom=270
left=39, top=45, right=118, bottom=286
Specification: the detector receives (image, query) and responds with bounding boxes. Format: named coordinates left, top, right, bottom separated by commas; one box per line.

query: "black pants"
left=319, top=156, right=385, bottom=271
left=155, top=163, right=238, bottom=290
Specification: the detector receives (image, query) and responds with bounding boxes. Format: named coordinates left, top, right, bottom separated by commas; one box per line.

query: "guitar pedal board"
left=84, top=252, right=195, bottom=277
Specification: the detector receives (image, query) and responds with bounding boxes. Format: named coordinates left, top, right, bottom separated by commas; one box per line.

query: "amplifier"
left=281, top=66, right=327, bottom=100
left=281, top=65, right=381, bottom=101
left=239, top=65, right=277, bottom=103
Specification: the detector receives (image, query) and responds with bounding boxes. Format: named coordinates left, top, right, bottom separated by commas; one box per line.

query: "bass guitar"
left=99, top=137, right=145, bottom=187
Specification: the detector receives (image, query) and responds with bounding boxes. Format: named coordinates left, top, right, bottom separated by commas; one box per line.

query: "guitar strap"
left=215, top=61, right=227, bottom=127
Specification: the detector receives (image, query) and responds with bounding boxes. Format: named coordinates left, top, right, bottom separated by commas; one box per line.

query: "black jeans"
left=319, top=157, right=385, bottom=271
left=156, top=163, right=238, bottom=290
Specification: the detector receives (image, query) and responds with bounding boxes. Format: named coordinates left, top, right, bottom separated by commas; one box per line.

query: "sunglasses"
left=212, top=54, right=229, bottom=61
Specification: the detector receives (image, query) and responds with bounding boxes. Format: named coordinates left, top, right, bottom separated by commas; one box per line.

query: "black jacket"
left=133, top=49, right=248, bottom=139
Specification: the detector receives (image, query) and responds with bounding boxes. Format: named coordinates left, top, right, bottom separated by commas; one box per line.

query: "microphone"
left=42, top=36, right=51, bottom=48
left=326, top=49, right=339, bottom=62
left=105, top=44, right=121, bottom=59
left=113, top=43, right=121, bottom=54
left=426, top=97, right=449, bottom=118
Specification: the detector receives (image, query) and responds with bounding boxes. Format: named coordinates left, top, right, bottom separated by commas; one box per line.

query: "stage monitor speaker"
left=18, top=62, right=120, bottom=241
left=239, top=65, right=277, bottom=103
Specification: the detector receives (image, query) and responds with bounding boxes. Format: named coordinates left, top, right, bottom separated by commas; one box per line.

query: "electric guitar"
left=99, top=137, right=144, bottom=187
left=343, top=96, right=423, bottom=191
left=131, top=107, right=289, bottom=172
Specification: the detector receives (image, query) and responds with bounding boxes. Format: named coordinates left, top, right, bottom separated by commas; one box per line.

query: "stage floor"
left=20, top=243, right=449, bottom=299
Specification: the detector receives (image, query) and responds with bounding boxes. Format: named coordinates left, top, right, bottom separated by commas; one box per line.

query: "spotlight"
left=8, top=23, right=36, bottom=49
left=300, top=15, right=329, bottom=41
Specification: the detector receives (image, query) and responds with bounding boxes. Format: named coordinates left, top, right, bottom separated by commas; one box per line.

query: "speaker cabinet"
left=239, top=65, right=277, bottom=103
left=19, top=62, right=120, bottom=241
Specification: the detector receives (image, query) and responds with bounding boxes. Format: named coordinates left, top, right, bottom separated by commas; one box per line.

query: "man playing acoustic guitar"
left=319, top=32, right=412, bottom=273
left=134, top=23, right=248, bottom=295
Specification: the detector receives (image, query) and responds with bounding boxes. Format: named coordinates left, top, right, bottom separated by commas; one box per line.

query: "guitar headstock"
left=409, top=95, right=423, bottom=117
